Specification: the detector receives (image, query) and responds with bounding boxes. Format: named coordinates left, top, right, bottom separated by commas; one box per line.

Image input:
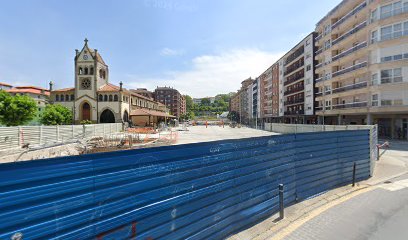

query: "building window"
left=109, top=95, right=113, bottom=101
left=381, top=100, right=392, bottom=106
left=61, top=95, right=64, bottom=101
left=84, top=67, right=89, bottom=75
left=372, top=94, right=379, bottom=106
left=104, top=95, right=108, bottom=101
left=371, top=30, right=378, bottom=43
left=394, top=99, right=403, bottom=105
left=65, top=94, right=69, bottom=101
left=71, top=94, right=74, bottom=101
left=381, top=68, right=403, bottom=84
left=99, top=94, right=103, bottom=101
left=114, top=95, right=118, bottom=101
left=81, top=78, right=91, bottom=89
left=79, top=67, right=83, bottom=75
left=56, top=95, right=59, bottom=101
left=90, top=67, right=94, bottom=75
left=372, top=73, right=379, bottom=85
left=306, top=65, right=311, bottom=71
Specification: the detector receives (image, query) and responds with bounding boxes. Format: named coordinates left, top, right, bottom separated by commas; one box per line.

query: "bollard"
left=377, top=145, right=380, bottom=161
left=352, top=162, right=356, bottom=187
left=279, top=184, right=284, bottom=219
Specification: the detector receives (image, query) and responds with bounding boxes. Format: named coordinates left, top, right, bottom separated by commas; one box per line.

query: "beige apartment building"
left=315, top=0, right=408, bottom=139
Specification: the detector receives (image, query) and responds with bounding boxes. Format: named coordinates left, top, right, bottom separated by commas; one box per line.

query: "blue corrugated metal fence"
left=0, top=130, right=370, bottom=240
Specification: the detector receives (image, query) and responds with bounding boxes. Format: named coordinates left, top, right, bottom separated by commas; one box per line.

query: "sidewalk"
left=227, top=140, right=408, bottom=240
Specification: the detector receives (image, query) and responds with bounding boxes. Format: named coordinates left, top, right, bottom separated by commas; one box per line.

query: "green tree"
left=40, top=104, right=73, bottom=125
left=184, top=95, right=193, bottom=111
left=201, top=98, right=211, bottom=106
left=0, top=90, right=37, bottom=126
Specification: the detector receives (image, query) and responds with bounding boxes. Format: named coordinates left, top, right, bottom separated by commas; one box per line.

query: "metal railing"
left=284, top=98, right=305, bottom=106
left=332, top=81, right=368, bottom=94
left=331, top=1, right=367, bottom=29
left=332, top=101, right=368, bottom=109
left=332, top=21, right=367, bottom=46
left=332, top=41, right=367, bottom=61
left=332, top=61, right=367, bottom=78
left=284, top=85, right=304, bottom=95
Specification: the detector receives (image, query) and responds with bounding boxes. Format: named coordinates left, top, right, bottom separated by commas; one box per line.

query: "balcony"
left=315, top=34, right=323, bottom=42
left=332, top=61, right=367, bottom=78
left=332, top=21, right=367, bottom=46
left=315, top=92, right=323, bottom=97
left=332, top=101, right=367, bottom=109
left=284, top=70, right=304, bottom=86
left=285, top=46, right=305, bottom=66
left=284, top=109, right=305, bottom=116
left=284, top=85, right=304, bottom=96
left=315, top=74, right=332, bottom=83
left=284, top=59, right=304, bottom=76
left=332, top=81, right=367, bottom=94
left=284, top=98, right=305, bottom=106
left=315, top=48, right=323, bottom=55
left=331, top=1, right=367, bottom=30
left=332, top=41, right=367, bottom=62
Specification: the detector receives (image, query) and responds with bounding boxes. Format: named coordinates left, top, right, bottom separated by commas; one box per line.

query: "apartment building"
left=315, top=0, right=408, bottom=139
left=154, top=86, right=185, bottom=118
left=281, top=33, right=317, bottom=124
left=260, top=66, right=273, bottom=123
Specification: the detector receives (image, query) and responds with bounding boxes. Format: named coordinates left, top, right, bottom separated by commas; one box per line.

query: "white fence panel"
left=0, top=123, right=123, bottom=151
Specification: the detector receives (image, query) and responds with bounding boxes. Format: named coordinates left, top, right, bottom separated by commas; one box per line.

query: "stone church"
left=50, top=39, right=170, bottom=125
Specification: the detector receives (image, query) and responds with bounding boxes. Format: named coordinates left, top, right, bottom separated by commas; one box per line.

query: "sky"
left=0, top=0, right=340, bottom=98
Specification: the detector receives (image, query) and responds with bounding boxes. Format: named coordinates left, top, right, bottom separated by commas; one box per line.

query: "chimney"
left=119, top=81, right=123, bottom=91
left=49, top=81, right=54, bottom=91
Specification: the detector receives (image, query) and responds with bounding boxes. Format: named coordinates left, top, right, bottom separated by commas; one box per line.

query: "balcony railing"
left=315, top=92, right=323, bottom=97
left=284, top=98, right=305, bottom=106
left=315, top=34, right=323, bottom=42
left=284, top=110, right=305, bottom=116
left=285, top=47, right=305, bottom=66
left=372, top=5, right=408, bottom=22
left=284, top=61, right=304, bottom=76
left=284, top=86, right=304, bottom=95
left=332, top=101, right=367, bottom=109
left=332, top=81, right=367, bottom=94
left=284, top=70, right=304, bottom=86
left=315, top=48, right=323, bottom=55
left=315, top=74, right=332, bottom=83
left=332, top=61, right=367, bottom=78
left=332, top=41, right=367, bottom=61
left=331, top=1, right=367, bottom=29
left=332, top=21, right=367, bottom=46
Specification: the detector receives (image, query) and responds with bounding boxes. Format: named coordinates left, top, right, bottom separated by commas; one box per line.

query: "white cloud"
left=127, top=48, right=283, bottom=98
left=159, top=47, right=184, bottom=56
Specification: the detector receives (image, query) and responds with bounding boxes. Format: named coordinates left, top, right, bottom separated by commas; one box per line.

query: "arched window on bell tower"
left=90, top=67, right=94, bottom=75
left=99, top=69, right=103, bottom=78
left=79, top=67, right=83, bottom=75
left=84, top=67, right=89, bottom=75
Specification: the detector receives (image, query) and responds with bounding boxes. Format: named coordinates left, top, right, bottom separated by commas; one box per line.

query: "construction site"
left=0, top=122, right=276, bottom=163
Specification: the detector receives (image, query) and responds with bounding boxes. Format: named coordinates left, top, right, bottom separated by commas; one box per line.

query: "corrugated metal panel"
left=0, top=130, right=370, bottom=240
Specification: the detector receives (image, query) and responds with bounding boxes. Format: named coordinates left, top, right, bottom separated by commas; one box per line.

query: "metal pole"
left=279, top=184, right=284, bottom=219
left=352, top=162, right=356, bottom=187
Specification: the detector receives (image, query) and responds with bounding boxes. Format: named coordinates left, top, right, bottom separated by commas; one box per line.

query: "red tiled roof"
left=0, top=82, right=12, bottom=87
left=130, top=108, right=175, bottom=118
left=7, top=87, right=50, bottom=96
left=52, top=87, right=75, bottom=92
left=98, top=83, right=120, bottom=92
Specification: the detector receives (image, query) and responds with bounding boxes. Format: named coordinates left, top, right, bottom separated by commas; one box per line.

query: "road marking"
left=379, top=179, right=408, bottom=192
left=270, top=187, right=373, bottom=240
